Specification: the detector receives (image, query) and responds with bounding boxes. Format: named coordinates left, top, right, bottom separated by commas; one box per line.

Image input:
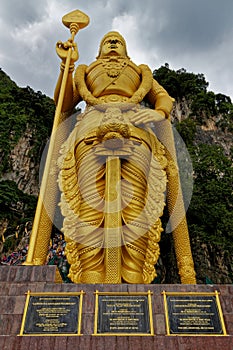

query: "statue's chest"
left=86, top=61, right=141, bottom=97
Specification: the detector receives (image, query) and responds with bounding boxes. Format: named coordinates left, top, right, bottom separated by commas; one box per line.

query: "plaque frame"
left=19, top=290, right=84, bottom=336
left=93, top=290, right=154, bottom=336
left=162, top=290, right=227, bottom=336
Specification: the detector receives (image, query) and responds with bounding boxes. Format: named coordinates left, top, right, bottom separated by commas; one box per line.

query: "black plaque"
left=20, top=292, right=83, bottom=335
left=163, top=291, right=227, bottom=336
left=94, top=292, right=153, bottom=335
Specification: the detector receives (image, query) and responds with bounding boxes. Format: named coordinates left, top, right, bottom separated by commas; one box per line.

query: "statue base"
left=0, top=266, right=232, bottom=349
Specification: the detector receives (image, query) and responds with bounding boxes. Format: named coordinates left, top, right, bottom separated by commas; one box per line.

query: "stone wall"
left=0, top=266, right=232, bottom=349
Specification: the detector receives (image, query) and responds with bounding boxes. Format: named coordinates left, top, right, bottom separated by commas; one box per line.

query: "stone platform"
left=0, top=266, right=232, bottom=349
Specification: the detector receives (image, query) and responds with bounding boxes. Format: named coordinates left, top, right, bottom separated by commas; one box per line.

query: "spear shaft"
left=25, top=24, right=80, bottom=264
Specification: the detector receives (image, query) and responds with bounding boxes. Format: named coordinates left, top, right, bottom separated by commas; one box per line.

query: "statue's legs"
left=64, top=140, right=157, bottom=284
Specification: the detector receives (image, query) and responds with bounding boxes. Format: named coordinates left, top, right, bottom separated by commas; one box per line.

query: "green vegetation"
left=0, top=69, right=55, bottom=244
left=188, top=144, right=233, bottom=250
left=0, top=69, right=55, bottom=176
left=154, top=64, right=233, bottom=131
left=0, top=180, right=36, bottom=223
left=176, top=118, right=197, bottom=147
left=153, top=63, right=209, bottom=100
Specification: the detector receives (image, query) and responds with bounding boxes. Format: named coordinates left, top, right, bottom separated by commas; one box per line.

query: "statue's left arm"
left=147, top=78, right=175, bottom=119
left=130, top=64, right=174, bottom=126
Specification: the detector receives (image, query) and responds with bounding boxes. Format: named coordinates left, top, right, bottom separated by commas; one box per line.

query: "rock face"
left=171, top=97, right=192, bottom=122
left=195, top=124, right=232, bottom=156
left=172, top=98, right=233, bottom=155
left=2, top=128, right=39, bottom=196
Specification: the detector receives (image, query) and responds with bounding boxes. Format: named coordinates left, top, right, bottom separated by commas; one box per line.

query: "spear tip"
left=62, top=9, right=90, bottom=30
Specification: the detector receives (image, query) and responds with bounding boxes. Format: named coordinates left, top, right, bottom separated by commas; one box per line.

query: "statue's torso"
left=85, top=58, right=141, bottom=99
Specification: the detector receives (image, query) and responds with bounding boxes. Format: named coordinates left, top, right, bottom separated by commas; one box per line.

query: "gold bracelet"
left=60, top=62, right=75, bottom=73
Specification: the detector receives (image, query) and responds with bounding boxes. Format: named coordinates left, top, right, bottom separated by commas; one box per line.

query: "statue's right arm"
left=54, top=40, right=81, bottom=113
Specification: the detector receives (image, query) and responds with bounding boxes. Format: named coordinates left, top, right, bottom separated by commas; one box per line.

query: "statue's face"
left=99, top=35, right=127, bottom=57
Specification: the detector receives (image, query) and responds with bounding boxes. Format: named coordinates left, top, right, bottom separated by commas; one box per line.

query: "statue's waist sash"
left=72, top=106, right=156, bottom=154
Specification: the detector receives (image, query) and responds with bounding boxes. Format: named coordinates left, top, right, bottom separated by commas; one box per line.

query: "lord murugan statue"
left=25, top=10, right=196, bottom=284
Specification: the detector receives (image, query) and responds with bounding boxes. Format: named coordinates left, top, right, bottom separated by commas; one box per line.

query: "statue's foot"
left=121, top=266, right=144, bottom=284
left=79, top=271, right=105, bottom=284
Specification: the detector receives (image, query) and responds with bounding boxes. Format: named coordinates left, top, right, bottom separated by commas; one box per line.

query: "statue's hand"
left=131, top=109, right=165, bottom=126
left=56, top=39, right=79, bottom=63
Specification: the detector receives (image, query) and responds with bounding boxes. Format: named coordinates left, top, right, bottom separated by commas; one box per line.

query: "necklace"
left=100, top=57, right=129, bottom=78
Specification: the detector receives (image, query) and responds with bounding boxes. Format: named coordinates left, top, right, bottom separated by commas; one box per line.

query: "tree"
left=187, top=144, right=233, bottom=250
left=153, top=64, right=209, bottom=100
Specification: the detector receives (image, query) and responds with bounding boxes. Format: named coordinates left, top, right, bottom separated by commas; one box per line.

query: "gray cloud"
left=154, top=0, right=233, bottom=52
left=1, top=0, right=48, bottom=26
left=0, top=0, right=232, bottom=100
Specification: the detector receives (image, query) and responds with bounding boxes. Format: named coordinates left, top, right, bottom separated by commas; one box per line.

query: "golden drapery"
left=58, top=105, right=168, bottom=283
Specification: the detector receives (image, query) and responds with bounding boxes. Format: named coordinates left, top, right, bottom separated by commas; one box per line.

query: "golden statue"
left=25, top=10, right=196, bottom=284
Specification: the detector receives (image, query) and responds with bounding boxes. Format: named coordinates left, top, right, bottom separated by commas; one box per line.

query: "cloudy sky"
left=1, top=0, right=233, bottom=101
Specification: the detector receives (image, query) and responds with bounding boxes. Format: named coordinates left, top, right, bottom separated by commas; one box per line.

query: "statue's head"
left=97, top=31, right=129, bottom=59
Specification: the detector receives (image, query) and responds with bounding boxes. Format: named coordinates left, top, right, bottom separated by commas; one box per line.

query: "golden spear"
left=25, top=10, right=89, bottom=265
